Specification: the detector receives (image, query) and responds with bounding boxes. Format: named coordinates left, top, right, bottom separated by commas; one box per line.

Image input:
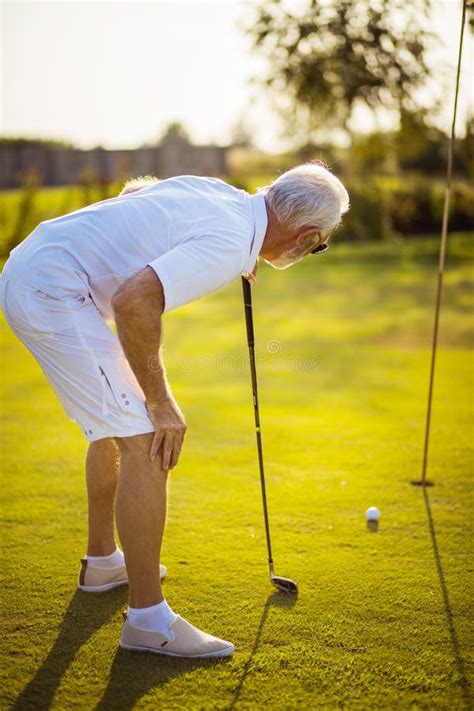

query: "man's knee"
left=116, top=432, right=154, bottom=456
left=116, top=433, right=169, bottom=482
left=116, top=432, right=169, bottom=474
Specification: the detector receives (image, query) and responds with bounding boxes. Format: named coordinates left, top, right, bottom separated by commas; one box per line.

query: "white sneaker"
left=120, top=611, right=235, bottom=658
left=78, top=558, right=167, bottom=592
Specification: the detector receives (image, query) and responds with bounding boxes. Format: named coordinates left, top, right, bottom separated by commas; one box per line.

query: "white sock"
left=127, top=599, right=178, bottom=633
left=86, top=547, right=125, bottom=569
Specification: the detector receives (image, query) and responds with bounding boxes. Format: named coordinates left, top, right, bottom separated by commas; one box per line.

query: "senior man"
left=0, top=162, right=349, bottom=658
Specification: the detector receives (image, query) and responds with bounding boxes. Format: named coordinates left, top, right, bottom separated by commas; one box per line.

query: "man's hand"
left=147, top=396, right=187, bottom=469
left=242, top=259, right=258, bottom=285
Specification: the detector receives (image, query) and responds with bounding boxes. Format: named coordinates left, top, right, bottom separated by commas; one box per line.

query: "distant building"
left=0, top=132, right=229, bottom=188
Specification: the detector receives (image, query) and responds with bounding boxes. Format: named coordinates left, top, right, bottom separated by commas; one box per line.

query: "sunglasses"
left=310, top=242, right=329, bottom=255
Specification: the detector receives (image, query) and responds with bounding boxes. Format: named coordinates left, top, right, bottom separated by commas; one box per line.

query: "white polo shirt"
left=3, top=175, right=268, bottom=315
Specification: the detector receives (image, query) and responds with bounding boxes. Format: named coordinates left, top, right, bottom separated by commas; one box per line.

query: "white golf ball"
left=365, top=506, right=380, bottom=522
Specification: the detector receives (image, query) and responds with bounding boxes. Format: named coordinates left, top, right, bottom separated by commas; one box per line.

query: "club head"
left=271, top=575, right=298, bottom=594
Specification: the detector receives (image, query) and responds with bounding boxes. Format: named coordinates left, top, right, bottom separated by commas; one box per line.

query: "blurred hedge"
left=343, top=177, right=473, bottom=241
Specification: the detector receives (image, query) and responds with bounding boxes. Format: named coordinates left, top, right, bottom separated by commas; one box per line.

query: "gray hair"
left=257, top=161, right=349, bottom=240
left=119, top=175, right=160, bottom=196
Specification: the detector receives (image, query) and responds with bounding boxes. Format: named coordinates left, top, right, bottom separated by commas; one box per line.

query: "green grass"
left=1, top=234, right=473, bottom=710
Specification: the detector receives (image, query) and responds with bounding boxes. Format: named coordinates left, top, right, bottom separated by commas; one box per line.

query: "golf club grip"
left=241, top=277, right=255, bottom=347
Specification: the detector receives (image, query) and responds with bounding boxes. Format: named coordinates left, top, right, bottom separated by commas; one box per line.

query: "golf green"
left=1, top=234, right=472, bottom=709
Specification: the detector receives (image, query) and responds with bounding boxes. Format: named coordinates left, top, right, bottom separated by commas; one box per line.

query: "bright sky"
left=1, top=1, right=473, bottom=153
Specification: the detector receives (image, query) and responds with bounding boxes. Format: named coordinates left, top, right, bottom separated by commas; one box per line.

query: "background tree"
left=229, top=116, right=255, bottom=148
left=395, top=109, right=446, bottom=174
left=454, top=114, right=473, bottom=178
left=159, top=122, right=191, bottom=144
left=245, top=0, right=434, bottom=145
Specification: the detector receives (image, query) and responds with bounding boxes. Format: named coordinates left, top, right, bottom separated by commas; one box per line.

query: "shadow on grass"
left=95, top=644, right=231, bottom=710
left=423, top=488, right=472, bottom=708
left=228, top=590, right=297, bottom=710
left=13, top=587, right=128, bottom=710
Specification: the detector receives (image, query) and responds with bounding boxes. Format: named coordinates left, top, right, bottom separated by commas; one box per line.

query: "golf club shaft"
left=241, top=277, right=274, bottom=575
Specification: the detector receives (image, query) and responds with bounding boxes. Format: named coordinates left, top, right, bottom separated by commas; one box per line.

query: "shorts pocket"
left=28, top=291, right=94, bottom=336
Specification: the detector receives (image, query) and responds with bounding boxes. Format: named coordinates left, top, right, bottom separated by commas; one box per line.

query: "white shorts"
left=0, top=275, right=155, bottom=443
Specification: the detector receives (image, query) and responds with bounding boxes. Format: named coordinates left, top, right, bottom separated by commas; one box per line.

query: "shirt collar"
left=244, top=192, right=268, bottom=273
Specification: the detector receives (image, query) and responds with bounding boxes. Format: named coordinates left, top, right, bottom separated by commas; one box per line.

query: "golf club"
left=241, top=276, right=298, bottom=595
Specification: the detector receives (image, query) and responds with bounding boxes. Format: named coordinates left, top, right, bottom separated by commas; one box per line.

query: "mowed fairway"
left=1, top=234, right=473, bottom=710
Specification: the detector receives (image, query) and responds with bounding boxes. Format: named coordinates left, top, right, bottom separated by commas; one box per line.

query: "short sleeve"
left=146, top=236, right=246, bottom=313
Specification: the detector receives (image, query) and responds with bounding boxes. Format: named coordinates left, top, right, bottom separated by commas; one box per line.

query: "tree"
left=455, top=114, right=474, bottom=178
left=395, top=108, right=446, bottom=173
left=159, top=122, right=191, bottom=144
left=229, top=117, right=254, bottom=148
left=245, top=0, right=434, bottom=144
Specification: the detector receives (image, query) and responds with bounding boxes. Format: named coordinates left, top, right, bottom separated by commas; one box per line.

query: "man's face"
left=264, top=234, right=320, bottom=270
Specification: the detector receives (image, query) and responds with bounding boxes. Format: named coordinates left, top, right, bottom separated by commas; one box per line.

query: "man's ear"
left=295, top=225, right=320, bottom=246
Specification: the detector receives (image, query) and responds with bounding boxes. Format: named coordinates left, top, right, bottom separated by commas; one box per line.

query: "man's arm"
left=111, top=266, right=186, bottom=469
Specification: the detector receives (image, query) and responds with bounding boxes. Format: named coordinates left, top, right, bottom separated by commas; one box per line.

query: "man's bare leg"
left=113, top=431, right=235, bottom=656
left=115, top=432, right=167, bottom=608
left=86, top=437, right=120, bottom=557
